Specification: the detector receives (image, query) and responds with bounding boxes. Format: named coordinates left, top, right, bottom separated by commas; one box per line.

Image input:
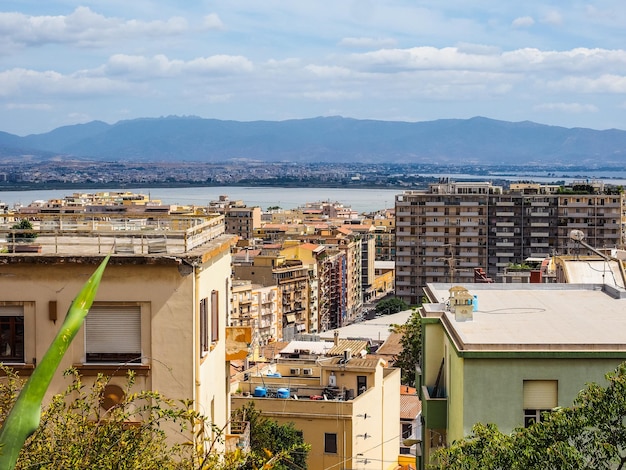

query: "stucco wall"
left=459, top=357, right=625, bottom=438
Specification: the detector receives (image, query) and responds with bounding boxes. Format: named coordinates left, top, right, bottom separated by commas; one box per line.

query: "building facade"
left=232, top=355, right=400, bottom=470
left=0, top=212, right=240, bottom=450
left=395, top=180, right=626, bottom=304
left=417, top=282, right=626, bottom=469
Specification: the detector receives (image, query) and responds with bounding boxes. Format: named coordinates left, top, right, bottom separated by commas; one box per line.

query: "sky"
left=2, top=1, right=626, bottom=136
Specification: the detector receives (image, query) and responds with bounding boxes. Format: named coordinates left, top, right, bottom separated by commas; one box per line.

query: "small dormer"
left=448, top=286, right=474, bottom=322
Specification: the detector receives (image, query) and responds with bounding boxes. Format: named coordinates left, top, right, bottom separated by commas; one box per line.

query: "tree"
left=432, top=362, right=626, bottom=470
left=232, top=402, right=310, bottom=469
left=390, top=309, right=421, bottom=386
left=0, top=365, right=248, bottom=470
left=375, top=297, right=409, bottom=315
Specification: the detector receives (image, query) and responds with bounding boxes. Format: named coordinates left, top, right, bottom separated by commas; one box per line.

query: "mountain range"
left=1, top=115, right=625, bottom=166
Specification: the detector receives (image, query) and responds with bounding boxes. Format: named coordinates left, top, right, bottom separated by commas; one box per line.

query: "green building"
left=418, top=281, right=626, bottom=468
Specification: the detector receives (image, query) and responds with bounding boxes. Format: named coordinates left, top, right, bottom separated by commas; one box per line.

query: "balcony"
left=226, top=420, right=250, bottom=453
left=422, top=385, right=447, bottom=429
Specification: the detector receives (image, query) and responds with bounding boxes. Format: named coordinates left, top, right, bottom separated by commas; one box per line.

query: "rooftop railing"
left=0, top=214, right=225, bottom=255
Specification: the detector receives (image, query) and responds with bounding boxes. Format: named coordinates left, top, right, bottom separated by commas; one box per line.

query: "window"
left=85, top=305, right=141, bottom=363
left=402, top=422, right=412, bottom=439
left=523, top=380, right=557, bottom=427
left=324, top=433, right=337, bottom=454
left=0, top=306, right=24, bottom=362
left=200, top=297, right=209, bottom=355
left=357, top=375, right=367, bottom=395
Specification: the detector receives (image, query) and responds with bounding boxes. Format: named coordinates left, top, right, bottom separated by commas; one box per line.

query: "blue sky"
left=1, top=1, right=626, bottom=135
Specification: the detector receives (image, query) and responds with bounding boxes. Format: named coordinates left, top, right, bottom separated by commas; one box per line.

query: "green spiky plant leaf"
left=0, top=255, right=109, bottom=469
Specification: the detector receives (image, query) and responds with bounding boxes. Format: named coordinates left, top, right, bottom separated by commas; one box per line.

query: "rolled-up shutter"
left=523, top=380, right=557, bottom=409
left=85, top=306, right=141, bottom=362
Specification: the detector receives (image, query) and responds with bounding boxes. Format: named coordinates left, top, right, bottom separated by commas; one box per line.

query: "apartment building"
left=232, top=254, right=310, bottom=340
left=229, top=280, right=280, bottom=345
left=232, top=351, right=401, bottom=470
left=0, top=211, right=244, bottom=450
left=395, top=180, right=498, bottom=305
left=371, top=210, right=396, bottom=261
left=224, top=205, right=262, bottom=240
left=395, top=180, right=626, bottom=304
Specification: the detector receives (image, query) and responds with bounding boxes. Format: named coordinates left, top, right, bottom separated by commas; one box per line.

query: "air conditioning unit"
left=303, top=368, right=313, bottom=376
left=290, top=368, right=300, bottom=375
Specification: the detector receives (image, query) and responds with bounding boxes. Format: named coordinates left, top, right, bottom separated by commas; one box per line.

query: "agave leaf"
left=0, top=255, right=110, bottom=469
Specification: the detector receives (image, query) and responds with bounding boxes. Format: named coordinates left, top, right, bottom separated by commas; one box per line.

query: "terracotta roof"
left=376, top=332, right=403, bottom=356
left=400, top=393, right=421, bottom=419
left=259, top=341, right=290, bottom=360
left=326, top=339, right=369, bottom=357
left=299, top=242, right=322, bottom=251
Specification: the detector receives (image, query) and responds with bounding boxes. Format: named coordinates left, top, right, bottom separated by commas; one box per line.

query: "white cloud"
left=533, top=102, right=598, bottom=113
left=0, top=68, right=132, bottom=97
left=100, top=54, right=253, bottom=79
left=512, top=16, right=535, bottom=28
left=541, top=10, right=563, bottom=26
left=5, top=102, right=52, bottom=111
left=338, top=37, right=397, bottom=49
left=300, top=90, right=361, bottom=100
left=545, top=74, right=626, bottom=94
left=202, top=13, right=224, bottom=31
left=305, top=65, right=354, bottom=78
left=0, top=7, right=189, bottom=49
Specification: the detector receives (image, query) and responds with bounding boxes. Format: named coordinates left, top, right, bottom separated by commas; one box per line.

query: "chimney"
left=334, top=330, right=339, bottom=346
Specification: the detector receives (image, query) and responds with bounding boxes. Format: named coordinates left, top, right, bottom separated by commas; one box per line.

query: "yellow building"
left=232, top=351, right=401, bottom=470
left=0, top=211, right=244, bottom=450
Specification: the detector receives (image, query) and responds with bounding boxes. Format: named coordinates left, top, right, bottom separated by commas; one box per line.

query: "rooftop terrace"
left=0, top=213, right=225, bottom=255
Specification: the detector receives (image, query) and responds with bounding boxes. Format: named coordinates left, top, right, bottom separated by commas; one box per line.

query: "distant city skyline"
left=2, top=1, right=626, bottom=135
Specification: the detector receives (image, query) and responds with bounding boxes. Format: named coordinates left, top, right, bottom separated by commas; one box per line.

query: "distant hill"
left=1, top=115, right=625, bottom=165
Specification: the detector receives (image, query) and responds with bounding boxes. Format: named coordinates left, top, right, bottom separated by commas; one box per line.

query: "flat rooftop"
left=425, top=283, right=626, bottom=352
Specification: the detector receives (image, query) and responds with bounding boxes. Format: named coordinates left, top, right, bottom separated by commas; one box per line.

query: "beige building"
left=0, top=211, right=245, bottom=450
left=232, top=349, right=401, bottom=470
left=233, top=253, right=310, bottom=340
left=230, top=280, right=280, bottom=345
left=371, top=211, right=396, bottom=261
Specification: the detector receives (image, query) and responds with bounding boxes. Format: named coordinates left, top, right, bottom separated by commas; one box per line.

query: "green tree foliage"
left=390, top=309, right=421, bottom=386
left=0, top=366, right=249, bottom=469
left=431, top=362, right=626, bottom=470
left=232, top=402, right=310, bottom=469
left=10, top=219, right=37, bottom=242
left=375, top=297, right=409, bottom=315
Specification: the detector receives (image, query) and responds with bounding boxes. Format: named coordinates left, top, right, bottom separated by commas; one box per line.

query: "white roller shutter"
left=0, top=306, right=23, bottom=316
left=523, top=380, right=557, bottom=409
left=85, top=306, right=141, bottom=360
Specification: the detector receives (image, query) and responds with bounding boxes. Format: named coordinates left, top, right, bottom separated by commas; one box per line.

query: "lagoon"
left=0, top=186, right=403, bottom=214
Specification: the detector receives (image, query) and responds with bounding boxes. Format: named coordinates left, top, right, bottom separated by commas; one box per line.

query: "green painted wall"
left=455, top=357, right=624, bottom=439
left=447, top=339, right=464, bottom=441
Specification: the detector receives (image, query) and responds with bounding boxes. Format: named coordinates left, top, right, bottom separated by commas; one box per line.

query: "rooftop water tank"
left=253, top=386, right=267, bottom=397
left=277, top=388, right=290, bottom=399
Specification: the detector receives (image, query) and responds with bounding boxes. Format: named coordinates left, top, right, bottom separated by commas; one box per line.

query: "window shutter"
left=523, top=380, right=557, bottom=409
left=0, top=306, right=23, bottom=316
left=211, top=290, right=219, bottom=342
left=86, top=306, right=141, bottom=356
